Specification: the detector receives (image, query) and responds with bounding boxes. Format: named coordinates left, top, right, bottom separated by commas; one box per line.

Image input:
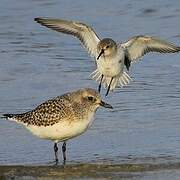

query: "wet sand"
left=1, top=0, right=180, bottom=179
left=1, top=163, right=180, bottom=179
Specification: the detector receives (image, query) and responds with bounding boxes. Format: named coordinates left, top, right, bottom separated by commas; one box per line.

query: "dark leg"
left=54, top=143, right=58, bottom=165
left=105, top=77, right=113, bottom=96
left=62, top=141, right=66, bottom=165
left=98, top=74, right=104, bottom=93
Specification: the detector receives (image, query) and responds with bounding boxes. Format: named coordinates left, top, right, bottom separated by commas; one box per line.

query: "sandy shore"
left=1, top=163, right=180, bottom=179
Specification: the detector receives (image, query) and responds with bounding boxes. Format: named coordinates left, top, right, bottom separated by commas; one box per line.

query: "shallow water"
left=0, top=0, right=180, bottom=178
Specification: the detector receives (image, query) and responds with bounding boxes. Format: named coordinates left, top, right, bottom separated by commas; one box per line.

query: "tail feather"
left=118, top=72, right=132, bottom=87
left=2, top=113, right=29, bottom=126
left=90, top=69, right=102, bottom=82
left=3, top=114, right=14, bottom=118
left=90, top=69, right=132, bottom=91
left=123, top=72, right=131, bottom=83
left=2, top=113, right=18, bottom=122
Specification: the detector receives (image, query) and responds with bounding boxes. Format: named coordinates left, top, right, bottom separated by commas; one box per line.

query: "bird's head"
left=97, top=38, right=117, bottom=60
left=73, top=88, right=113, bottom=111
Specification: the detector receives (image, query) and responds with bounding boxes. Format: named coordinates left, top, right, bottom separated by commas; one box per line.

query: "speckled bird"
left=2, top=88, right=113, bottom=165
left=35, top=17, right=180, bottom=96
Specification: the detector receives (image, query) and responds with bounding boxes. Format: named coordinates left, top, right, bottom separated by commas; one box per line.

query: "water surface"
left=0, top=0, right=180, bottom=178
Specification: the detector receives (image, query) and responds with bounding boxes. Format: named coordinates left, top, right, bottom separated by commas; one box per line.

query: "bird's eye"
left=106, top=45, right=109, bottom=49
left=87, top=96, right=94, bottom=101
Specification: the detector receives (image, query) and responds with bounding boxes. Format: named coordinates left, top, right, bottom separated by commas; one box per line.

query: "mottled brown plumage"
left=4, top=88, right=110, bottom=127
left=8, top=95, right=74, bottom=126
left=3, top=88, right=112, bottom=165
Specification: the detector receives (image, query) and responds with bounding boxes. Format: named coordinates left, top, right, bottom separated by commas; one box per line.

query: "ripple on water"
left=0, top=0, right=180, bottom=173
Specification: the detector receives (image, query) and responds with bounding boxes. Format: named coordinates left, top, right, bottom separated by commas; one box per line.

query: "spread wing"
left=35, top=18, right=100, bottom=57
left=121, top=35, right=180, bottom=62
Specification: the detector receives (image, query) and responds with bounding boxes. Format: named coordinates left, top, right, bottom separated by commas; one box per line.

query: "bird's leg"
left=98, top=74, right=104, bottom=93
left=62, top=141, right=66, bottom=165
left=105, top=77, right=113, bottom=96
left=54, top=143, right=59, bottom=165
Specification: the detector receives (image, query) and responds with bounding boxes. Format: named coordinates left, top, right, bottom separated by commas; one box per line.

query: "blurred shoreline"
left=1, top=162, right=180, bottom=179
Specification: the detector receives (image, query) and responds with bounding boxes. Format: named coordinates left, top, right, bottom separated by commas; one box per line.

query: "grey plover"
left=35, top=18, right=180, bottom=96
left=2, top=88, right=113, bottom=165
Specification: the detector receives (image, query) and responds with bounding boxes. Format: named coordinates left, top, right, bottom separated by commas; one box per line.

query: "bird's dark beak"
left=97, top=49, right=104, bottom=60
left=100, top=101, right=113, bottom=109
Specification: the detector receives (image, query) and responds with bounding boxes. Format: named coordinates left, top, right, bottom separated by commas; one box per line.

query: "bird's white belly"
left=97, top=58, right=123, bottom=77
left=96, top=47, right=125, bottom=77
left=26, top=112, right=95, bottom=142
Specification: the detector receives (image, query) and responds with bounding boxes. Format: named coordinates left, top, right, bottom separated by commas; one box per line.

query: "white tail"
left=90, top=69, right=132, bottom=91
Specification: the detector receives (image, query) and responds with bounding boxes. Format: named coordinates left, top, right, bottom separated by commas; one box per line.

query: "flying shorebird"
left=35, top=18, right=180, bottom=96
left=2, top=88, right=113, bottom=165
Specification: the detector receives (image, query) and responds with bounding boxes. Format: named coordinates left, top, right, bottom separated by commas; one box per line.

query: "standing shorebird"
left=35, top=18, right=180, bottom=96
left=2, top=88, right=112, bottom=165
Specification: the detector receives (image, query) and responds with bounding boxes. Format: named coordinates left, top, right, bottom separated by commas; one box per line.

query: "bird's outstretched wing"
left=35, top=18, right=100, bottom=57
left=121, top=35, right=180, bottom=62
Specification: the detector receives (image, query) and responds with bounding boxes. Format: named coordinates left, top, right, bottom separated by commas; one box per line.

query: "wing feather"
left=35, top=18, right=100, bottom=57
left=121, top=35, right=180, bottom=61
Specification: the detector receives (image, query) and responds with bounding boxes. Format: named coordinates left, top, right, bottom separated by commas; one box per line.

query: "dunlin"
left=2, top=88, right=113, bottom=165
left=35, top=18, right=180, bottom=96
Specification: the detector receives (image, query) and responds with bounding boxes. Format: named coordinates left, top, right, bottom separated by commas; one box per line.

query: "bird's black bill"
left=100, top=101, right=113, bottom=109
left=97, top=49, right=104, bottom=60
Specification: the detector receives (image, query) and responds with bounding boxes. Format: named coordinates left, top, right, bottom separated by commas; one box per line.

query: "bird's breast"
left=97, top=56, right=124, bottom=77
left=26, top=112, right=95, bottom=142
